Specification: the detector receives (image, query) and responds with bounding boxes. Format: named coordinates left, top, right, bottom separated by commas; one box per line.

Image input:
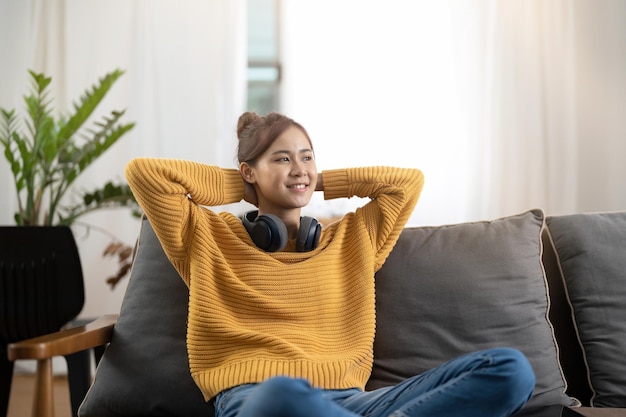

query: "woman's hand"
left=315, top=172, right=324, bottom=191
left=243, top=181, right=258, bottom=207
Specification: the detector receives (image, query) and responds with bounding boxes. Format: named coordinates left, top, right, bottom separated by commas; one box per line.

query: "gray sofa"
left=10, top=209, right=626, bottom=417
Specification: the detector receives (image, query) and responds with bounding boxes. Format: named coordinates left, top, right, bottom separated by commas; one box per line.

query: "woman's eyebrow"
left=269, top=148, right=313, bottom=156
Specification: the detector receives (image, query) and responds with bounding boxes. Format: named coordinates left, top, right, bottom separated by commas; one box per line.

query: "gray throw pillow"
left=79, top=217, right=214, bottom=417
left=367, top=209, right=575, bottom=409
left=546, top=212, right=626, bottom=407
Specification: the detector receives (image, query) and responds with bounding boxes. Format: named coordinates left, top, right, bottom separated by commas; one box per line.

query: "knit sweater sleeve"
left=125, top=157, right=245, bottom=283
left=322, top=167, right=424, bottom=271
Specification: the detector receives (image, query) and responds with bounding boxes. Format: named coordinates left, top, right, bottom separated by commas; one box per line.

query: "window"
left=247, top=0, right=280, bottom=114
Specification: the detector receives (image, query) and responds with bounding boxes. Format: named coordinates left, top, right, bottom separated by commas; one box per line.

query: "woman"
left=125, top=112, right=535, bottom=417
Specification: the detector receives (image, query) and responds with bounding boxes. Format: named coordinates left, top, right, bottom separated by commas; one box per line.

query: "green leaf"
left=57, top=69, right=125, bottom=143
left=28, top=69, right=52, bottom=91
left=57, top=180, right=141, bottom=225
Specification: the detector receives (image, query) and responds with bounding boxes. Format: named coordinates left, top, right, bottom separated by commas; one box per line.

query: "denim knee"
left=489, top=347, right=536, bottom=403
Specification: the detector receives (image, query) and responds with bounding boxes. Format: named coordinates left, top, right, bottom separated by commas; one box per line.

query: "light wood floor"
left=8, top=374, right=72, bottom=417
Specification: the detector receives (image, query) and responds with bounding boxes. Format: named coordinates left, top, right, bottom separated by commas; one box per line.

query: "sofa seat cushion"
left=546, top=212, right=626, bottom=407
left=367, top=209, right=576, bottom=409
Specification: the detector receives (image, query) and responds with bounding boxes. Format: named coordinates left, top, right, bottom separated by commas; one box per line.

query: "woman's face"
left=245, top=126, right=317, bottom=215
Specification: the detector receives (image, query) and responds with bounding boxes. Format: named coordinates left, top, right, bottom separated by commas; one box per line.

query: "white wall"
left=574, top=1, right=626, bottom=212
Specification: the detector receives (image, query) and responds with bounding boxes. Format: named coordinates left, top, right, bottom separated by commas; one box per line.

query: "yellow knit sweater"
left=125, top=158, right=424, bottom=401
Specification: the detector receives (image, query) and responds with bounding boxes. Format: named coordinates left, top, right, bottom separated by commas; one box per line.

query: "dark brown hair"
left=237, top=112, right=312, bottom=165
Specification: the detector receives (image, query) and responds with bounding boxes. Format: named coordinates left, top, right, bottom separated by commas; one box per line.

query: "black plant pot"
left=0, top=225, right=85, bottom=416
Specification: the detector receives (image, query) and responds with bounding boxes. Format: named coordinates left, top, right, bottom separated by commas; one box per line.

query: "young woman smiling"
left=125, top=112, right=535, bottom=417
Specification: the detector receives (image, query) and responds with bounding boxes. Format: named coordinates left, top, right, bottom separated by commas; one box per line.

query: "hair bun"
left=237, top=112, right=260, bottom=138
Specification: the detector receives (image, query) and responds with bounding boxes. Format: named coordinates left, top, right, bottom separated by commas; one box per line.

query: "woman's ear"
left=239, top=162, right=256, bottom=184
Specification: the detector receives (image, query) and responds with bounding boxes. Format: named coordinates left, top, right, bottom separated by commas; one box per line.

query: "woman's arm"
left=322, top=167, right=424, bottom=269
left=125, top=158, right=245, bottom=263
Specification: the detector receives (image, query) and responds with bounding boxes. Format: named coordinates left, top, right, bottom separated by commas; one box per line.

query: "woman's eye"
left=276, top=157, right=289, bottom=162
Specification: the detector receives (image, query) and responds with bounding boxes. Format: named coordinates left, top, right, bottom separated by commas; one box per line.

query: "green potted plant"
left=0, top=69, right=140, bottom=287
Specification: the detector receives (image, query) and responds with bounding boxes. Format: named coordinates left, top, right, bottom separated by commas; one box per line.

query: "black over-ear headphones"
left=241, top=210, right=321, bottom=252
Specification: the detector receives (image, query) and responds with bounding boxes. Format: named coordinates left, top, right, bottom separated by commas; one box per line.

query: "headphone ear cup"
left=242, top=211, right=288, bottom=252
left=296, top=216, right=321, bottom=252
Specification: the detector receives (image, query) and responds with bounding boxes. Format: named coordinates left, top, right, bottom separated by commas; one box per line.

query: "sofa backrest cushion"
left=541, top=228, right=593, bottom=404
left=79, top=217, right=213, bottom=417
left=367, top=209, right=576, bottom=409
left=545, top=211, right=626, bottom=407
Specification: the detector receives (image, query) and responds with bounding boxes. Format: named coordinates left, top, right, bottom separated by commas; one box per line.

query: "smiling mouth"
left=287, top=184, right=307, bottom=189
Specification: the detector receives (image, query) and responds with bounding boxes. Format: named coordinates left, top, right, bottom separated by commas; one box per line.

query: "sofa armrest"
left=6, top=314, right=117, bottom=417
left=7, top=314, right=118, bottom=361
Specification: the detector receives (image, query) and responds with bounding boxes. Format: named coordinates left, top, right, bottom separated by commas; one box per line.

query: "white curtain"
left=453, top=0, right=579, bottom=221
left=0, top=0, right=247, bottom=318
left=280, top=0, right=626, bottom=226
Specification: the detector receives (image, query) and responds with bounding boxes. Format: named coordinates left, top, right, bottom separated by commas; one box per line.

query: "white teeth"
left=289, top=184, right=306, bottom=189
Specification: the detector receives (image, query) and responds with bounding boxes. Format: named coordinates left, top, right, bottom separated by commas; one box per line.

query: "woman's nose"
left=291, top=161, right=306, bottom=176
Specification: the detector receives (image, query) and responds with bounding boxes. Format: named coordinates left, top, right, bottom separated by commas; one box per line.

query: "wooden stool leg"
left=33, top=358, right=54, bottom=417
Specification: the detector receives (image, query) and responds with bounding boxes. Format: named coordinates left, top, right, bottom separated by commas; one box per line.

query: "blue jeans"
left=214, top=347, right=536, bottom=417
